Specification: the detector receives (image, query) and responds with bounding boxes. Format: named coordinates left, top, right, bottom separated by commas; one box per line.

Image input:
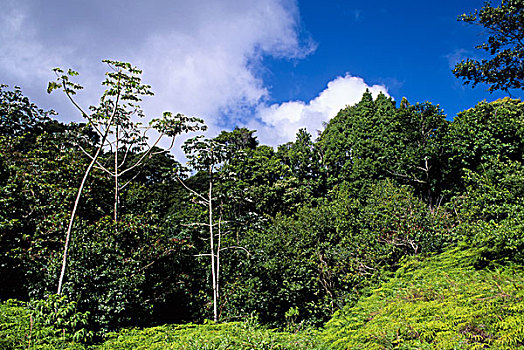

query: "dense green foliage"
left=220, top=179, right=448, bottom=328
left=2, top=81, right=523, bottom=334
left=4, top=249, right=524, bottom=349
left=97, top=321, right=326, bottom=350
left=320, top=92, right=448, bottom=207
left=1, top=300, right=325, bottom=349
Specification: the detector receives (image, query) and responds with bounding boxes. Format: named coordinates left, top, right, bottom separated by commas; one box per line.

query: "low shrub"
left=98, top=319, right=327, bottom=350
left=0, top=295, right=90, bottom=350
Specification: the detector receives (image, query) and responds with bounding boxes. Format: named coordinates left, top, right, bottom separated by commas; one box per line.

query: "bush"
left=448, top=158, right=524, bottom=266
left=35, top=215, right=200, bottom=333
left=221, top=179, right=448, bottom=327
left=0, top=296, right=90, bottom=349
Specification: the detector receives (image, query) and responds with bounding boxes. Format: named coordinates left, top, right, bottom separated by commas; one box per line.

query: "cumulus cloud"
left=0, top=0, right=314, bottom=126
left=133, top=0, right=318, bottom=132
left=248, top=74, right=388, bottom=146
left=0, top=0, right=389, bottom=157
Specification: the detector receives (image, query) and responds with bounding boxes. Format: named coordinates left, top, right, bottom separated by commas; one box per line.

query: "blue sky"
left=0, top=0, right=519, bottom=150
left=267, top=0, right=516, bottom=119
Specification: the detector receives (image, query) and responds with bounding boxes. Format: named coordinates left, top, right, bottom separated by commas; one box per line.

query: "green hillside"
left=1, top=1, right=524, bottom=349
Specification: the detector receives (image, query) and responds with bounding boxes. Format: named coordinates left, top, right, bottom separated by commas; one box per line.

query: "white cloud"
left=133, top=0, right=316, bottom=133
left=0, top=0, right=390, bottom=158
left=248, top=74, right=388, bottom=146
left=0, top=1, right=314, bottom=126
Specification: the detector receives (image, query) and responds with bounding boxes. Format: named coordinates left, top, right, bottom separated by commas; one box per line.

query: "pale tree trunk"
left=216, top=210, right=222, bottom=314
left=57, top=151, right=99, bottom=295
left=208, top=164, right=218, bottom=322
left=177, top=152, right=250, bottom=323
left=57, top=112, right=118, bottom=295
left=114, top=125, right=119, bottom=223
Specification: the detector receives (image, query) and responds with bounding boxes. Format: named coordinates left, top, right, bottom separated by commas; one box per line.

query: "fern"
left=323, top=248, right=524, bottom=349
left=98, top=321, right=328, bottom=349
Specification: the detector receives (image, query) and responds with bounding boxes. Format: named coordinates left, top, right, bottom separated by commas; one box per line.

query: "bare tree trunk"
left=216, top=209, right=222, bottom=313
left=57, top=93, right=120, bottom=295
left=208, top=165, right=218, bottom=322
left=177, top=164, right=251, bottom=323
left=57, top=163, right=96, bottom=294
left=114, top=125, right=119, bottom=223
left=57, top=122, right=113, bottom=294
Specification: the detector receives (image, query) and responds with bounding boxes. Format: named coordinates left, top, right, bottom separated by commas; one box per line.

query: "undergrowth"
left=323, top=247, right=524, bottom=349
left=0, top=296, right=89, bottom=349
left=3, top=247, right=524, bottom=349
left=97, top=321, right=327, bottom=349
left=1, top=302, right=326, bottom=350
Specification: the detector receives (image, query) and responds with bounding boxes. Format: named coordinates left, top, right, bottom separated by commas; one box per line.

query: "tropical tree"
left=453, top=0, right=524, bottom=92
left=0, top=84, right=53, bottom=150
left=388, top=99, right=449, bottom=209
left=0, top=86, right=104, bottom=300
left=445, top=97, right=524, bottom=182
left=179, top=136, right=245, bottom=322
left=48, top=60, right=204, bottom=295
left=0, top=120, right=110, bottom=301
left=319, top=91, right=397, bottom=191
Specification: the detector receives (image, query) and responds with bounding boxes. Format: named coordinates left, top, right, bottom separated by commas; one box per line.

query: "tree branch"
left=219, top=246, right=251, bottom=256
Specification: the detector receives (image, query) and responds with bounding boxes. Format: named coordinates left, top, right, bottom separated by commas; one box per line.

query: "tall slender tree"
left=178, top=136, right=250, bottom=322
left=48, top=60, right=205, bottom=295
